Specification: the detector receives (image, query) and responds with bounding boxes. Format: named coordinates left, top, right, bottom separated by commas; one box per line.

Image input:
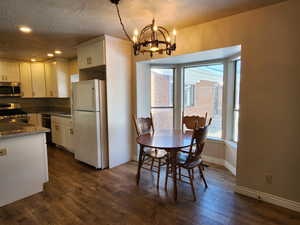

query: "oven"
left=0, top=82, right=21, bottom=97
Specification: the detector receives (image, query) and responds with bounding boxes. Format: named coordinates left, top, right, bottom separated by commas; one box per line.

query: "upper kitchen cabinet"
left=45, top=60, right=69, bottom=98
left=19, top=62, right=33, bottom=97
left=30, top=63, right=46, bottom=97
left=77, top=37, right=106, bottom=69
left=0, top=60, right=20, bottom=82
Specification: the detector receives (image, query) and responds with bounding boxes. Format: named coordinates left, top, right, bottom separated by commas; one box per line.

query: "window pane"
left=184, top=64, right=224, bottom=138
left=234, top=60, right=241, bottom=110
left=151, top=68, right=174, bottom=107
left=233, top=60, right=241, bottom=142
left=233, top=110, right=239, bottom=142
left=151, top=108, right=173, bottom=129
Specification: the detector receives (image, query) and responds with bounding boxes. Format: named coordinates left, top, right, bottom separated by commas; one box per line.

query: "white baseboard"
left=224, top=161, right=236, bottom=176
left=202, top=155, right=225, bottom=166
left=235, top=185, right=300, bottom=213
left=202, top=155, right=236, bottom=176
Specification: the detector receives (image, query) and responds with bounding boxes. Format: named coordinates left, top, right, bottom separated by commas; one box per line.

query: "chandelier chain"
left=114, top=4, right=133, bottom=43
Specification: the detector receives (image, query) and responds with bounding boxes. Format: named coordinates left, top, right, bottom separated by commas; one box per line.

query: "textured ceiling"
left=0, top=0, right=285, bottom=61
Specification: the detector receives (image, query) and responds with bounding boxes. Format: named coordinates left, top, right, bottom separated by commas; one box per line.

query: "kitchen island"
left=0, top=122, right=49, bottom=207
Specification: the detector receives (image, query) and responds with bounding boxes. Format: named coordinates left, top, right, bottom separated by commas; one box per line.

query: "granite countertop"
left=25, top=111, right=72, bottom=118
left=49, top=112, right=72, bottom=118
left=0, top=122, right=49, bottom=139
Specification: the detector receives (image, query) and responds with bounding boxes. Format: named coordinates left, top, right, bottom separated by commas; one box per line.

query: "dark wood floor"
left=0, top=145, right=299, bottom=225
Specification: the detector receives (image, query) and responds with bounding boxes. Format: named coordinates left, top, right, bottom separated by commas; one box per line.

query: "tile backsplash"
left=0, top=97, right=71, bottom=114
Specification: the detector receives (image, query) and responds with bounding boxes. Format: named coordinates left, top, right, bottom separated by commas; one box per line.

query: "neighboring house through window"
left=184, top=64, right=224, bottom=139
left=150, top=68, right=175, bottom=129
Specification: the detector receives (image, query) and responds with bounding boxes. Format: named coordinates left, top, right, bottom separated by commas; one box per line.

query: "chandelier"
left=110, top=0, right=177, bottom=57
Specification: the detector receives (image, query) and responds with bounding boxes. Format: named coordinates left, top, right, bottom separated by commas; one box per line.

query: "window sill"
left=206, top=137, right=225, bottom=144
left=225, top=140, right=238, bottom=150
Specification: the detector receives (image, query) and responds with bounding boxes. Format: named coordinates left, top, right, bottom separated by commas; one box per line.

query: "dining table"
left=136, top=129, right=193, bottom=201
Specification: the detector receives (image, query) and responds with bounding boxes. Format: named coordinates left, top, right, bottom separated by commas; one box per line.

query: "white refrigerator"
left=72, top=79, right=108, bottom=169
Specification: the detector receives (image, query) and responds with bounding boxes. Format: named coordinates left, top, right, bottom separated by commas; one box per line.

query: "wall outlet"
left=0, top=148, right=7, bottom=157
left=265, top=174, right=273, bottom=184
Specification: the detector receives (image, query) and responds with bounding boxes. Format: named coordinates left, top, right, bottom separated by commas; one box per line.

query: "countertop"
left=49, top=112, right=72, bottom=118
left=0, top=121, right=49, bottom=139
left=26, top=111, right=72, bottom=118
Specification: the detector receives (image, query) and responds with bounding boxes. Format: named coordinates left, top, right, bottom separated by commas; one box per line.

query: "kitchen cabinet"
left=77, top=37, right=105, bottom=69
left=0, top=61, right=20, bottom=82
left=30, top=63, right=46, bottom=97
left=51, top=116, right=73, bottom=152
left=0, top=132, right=48, bottom=207
left=19, top=63, right=33, bottom=97
left=45, top=60, right=69, bottom=97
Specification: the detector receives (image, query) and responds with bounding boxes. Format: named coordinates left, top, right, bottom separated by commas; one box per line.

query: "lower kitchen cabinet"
left=51, top=116, right=73, bottom=152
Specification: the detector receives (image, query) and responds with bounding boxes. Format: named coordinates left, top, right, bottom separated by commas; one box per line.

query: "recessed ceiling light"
left=47, top=53, right=54, bottom=57
left=31, top=58, right=36, bottom=62
left=54, top=50, right=62, bottom=54
left=19, top=26, right=32, bottom=33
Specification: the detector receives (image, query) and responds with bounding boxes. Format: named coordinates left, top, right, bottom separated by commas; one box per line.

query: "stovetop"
left=0, top=103, right=27, bottom=121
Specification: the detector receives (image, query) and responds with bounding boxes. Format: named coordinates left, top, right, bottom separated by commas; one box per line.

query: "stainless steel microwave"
left=0, top=82, right=21, bottom=97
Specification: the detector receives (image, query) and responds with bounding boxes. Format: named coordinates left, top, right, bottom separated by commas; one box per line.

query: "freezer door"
left=73, top=111, right=102, bottom=168
left=72, top=80, right=100, bottom=111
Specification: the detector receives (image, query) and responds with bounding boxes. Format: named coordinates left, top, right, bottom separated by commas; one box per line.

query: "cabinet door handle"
left=70, top=129, right=74, bottom=135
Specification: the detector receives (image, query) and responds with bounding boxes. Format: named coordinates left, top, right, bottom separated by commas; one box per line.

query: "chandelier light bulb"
left=167, top=37, right=171, bottom=43
left=133, top=36, right=137, bottom=43
left=134, top=29, right=139, bottom=36
left=173, top=29, right=177, bottom=36
left=153, top=25, right=158, bottom=31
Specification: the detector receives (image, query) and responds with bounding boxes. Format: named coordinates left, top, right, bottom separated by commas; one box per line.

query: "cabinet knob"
left=87, top=57, right=92, bottom=65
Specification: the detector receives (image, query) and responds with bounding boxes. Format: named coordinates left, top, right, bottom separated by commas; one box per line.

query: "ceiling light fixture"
left=47, top=53, right=54, bottom=57
left=54, top=50, right=62, bottom=54
left=31, top=58, right=36, bottom=62
left=19, top=26, right=32, bottom=33
left=110, top=0, right=176, bottom=57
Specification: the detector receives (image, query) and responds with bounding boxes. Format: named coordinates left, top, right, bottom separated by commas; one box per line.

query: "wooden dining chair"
left=181, top=112, right=211, bottom=171
left=165, top=120, right=211, bottom=201
left=133, top=114, right=168, bottom=188
left=182, top=112, right=208, bottom=130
